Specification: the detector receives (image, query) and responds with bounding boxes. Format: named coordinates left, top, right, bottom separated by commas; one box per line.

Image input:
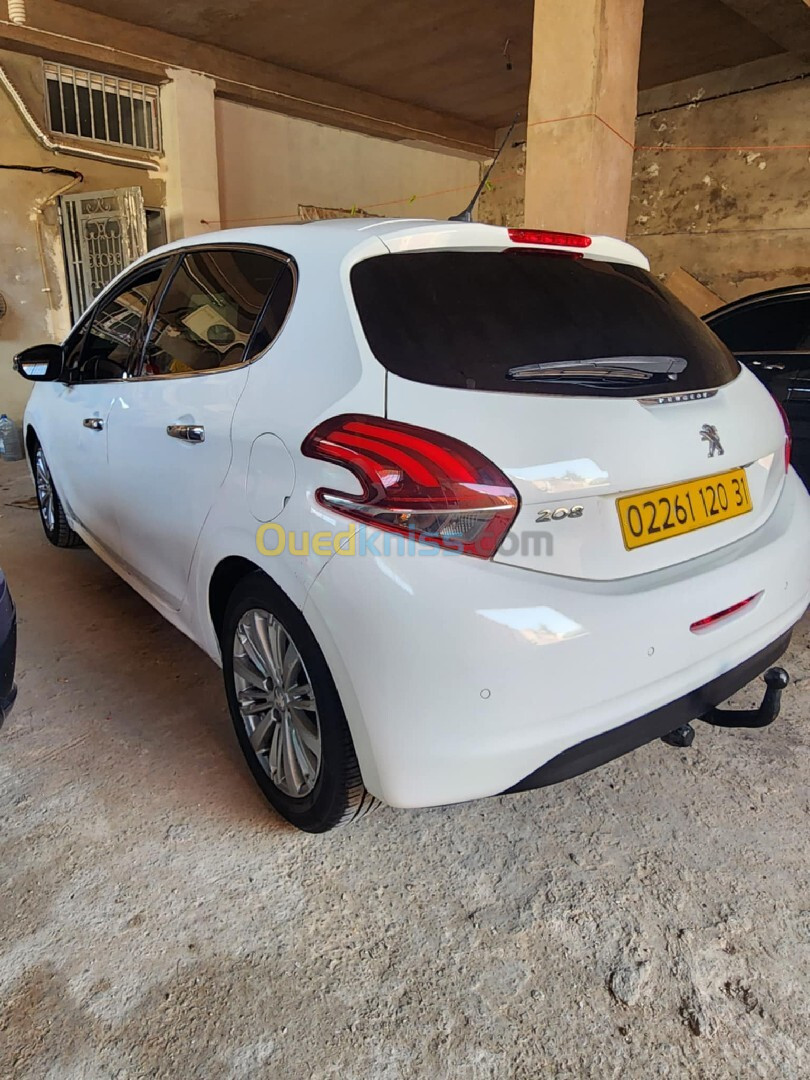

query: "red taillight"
left=301, top=415, right=520, bottom=558
left=775, top=399, right=792, bottom=472
left=508, top=228, right=592, bottom=249
left=690, top=592, right=761, bottom=633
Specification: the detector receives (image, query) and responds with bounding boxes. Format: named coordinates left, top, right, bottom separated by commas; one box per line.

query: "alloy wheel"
left=35, top=449, right=55, bottom=533
left=232, top=608, right=322, bottom=798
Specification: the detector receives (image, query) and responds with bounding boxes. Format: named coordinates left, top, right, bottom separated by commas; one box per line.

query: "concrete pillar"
left=160, top=68, right=220, bottom=240
left=525, top=0, right=643, bottom=238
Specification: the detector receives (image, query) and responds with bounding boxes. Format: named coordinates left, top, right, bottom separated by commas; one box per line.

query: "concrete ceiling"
left=55, top=0, right=798, bottom=129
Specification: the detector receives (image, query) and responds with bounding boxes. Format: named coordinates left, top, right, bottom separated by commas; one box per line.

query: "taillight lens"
left=690, top=592, right=761, bottom=633
left=301, top=415, right=520, bottom=558
left=775, top=399, right=792, bottom=472
left=508, top=228, right=592, bottom=249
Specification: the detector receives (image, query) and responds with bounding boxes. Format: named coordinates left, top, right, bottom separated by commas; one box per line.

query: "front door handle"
left=166, top=424, right=205, bottom=443
left=83, top=417, right=104, bottom=431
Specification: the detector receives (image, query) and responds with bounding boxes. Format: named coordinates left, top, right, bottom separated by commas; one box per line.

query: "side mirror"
left=13, top=343, right=65, bottom=382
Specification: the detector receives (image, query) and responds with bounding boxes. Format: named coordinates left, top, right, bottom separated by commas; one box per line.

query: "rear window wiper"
left=506, top=356, right=688, bottom=384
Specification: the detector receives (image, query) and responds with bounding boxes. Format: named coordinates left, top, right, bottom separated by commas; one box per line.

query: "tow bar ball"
left=662, top=667, right=790, bottom=748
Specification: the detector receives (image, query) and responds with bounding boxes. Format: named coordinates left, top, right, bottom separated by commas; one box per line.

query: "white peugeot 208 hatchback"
left=15, top=219, right=810, bottom=832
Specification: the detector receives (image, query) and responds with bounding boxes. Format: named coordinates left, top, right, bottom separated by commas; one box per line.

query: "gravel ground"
left=1, top=458, right=809, bottom=1079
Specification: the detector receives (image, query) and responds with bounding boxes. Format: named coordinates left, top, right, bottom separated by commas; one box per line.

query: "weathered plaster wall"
left=0, top=51, right=164, bottom=425
left=471, top=77, right=809, bottom=306
left=630, top=79, right=810, bottom=302
left=215, top=99, right=481, bottom=226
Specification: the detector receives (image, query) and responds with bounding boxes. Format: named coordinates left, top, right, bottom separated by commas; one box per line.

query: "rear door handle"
left=166, top=424, right=205, bottom=443
left=83, top=417, right=104, bottom=431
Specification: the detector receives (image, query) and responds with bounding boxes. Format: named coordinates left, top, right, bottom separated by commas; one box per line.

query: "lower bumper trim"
left=504, top=629, right=793, bottom=795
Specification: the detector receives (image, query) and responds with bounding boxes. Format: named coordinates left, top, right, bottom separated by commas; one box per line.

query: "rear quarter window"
left=351, top=251, right=739, bottom=398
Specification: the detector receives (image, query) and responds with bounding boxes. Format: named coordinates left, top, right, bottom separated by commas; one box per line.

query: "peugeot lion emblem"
left=700, top=424, right=724, bottom=458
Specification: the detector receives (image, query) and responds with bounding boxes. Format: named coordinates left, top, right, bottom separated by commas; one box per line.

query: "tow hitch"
left=662, top=667, right=790, bottom=747
left=701, top=667, right=789, bottom=728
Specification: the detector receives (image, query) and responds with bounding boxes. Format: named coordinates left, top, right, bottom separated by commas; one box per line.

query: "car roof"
left=706, top=283, right=810, bottom=323
left=144, top=218, right=650, bottom=269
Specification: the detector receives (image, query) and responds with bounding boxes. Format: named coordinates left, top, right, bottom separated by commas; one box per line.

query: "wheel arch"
left=205, top=553, right=382, bottom=801
left=24, top=423, right=39, bottom=464
left=208, top=556, right=265, bottom=641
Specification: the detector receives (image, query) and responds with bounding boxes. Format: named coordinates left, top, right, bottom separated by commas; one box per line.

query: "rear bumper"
left=304, top=469, right=810, bottom=808
left=506, top=629, right=791, bottom=793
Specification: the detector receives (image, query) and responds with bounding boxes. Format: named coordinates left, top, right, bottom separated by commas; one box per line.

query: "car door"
left=106, top=246, right=289, bottom=609
left=43, top=259, right=168, bottom=554
left=708, top=290, right=810, bottom=486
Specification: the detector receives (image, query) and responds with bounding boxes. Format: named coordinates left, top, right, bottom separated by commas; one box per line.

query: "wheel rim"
left=35, top=449, right=55, bottom=533
left=232, top=609, right=322, bottom=798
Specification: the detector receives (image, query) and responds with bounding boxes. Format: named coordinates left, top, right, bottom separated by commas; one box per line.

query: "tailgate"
left=386, top=367, right=787, bottom=580
left=350, top=244, right=788, bottom=581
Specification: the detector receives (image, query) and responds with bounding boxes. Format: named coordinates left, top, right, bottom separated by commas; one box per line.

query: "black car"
left=705, top=285, right=810, bottom=487
left=0, top=569, right=17, bottom=728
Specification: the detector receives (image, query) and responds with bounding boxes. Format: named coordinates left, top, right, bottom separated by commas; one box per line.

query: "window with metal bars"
left=45, top=62, right=161, bottom=153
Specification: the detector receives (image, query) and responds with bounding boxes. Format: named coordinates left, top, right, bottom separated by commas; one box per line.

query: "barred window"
left=45, top=62, right=161, bottom=152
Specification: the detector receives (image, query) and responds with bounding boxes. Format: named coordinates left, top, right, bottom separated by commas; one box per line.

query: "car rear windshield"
left=351, top=251, right=739, bottom=397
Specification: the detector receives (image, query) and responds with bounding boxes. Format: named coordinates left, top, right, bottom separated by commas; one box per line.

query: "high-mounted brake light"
left=301, top=415, right=520, bottom=558
left=775, top=398, right=792, bottom=472
left=690, top=592, right=761, bottom=633
left=508, top=228, right=592, bottom=249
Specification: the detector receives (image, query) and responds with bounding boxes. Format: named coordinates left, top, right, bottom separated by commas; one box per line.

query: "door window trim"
left=127, top=243, right=298, bottom=383
left=68, top=255, right=174, bottom=385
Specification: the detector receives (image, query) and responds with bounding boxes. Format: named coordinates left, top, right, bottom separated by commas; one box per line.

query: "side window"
left=141, top=249, right=285, bottom=377
left=245, top=264, right=295, bottom=363
left=711, top=295, right=810, bottom=353
left=69, top=262, right=166, bottom=382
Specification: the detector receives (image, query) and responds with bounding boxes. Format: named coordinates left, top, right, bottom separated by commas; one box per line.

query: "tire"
left=32, top=443, right=84, bottom=549
left=221, top=572, right=378, bottom=832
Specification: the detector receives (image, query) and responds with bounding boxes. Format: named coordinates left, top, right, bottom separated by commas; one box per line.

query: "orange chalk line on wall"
left=5, top=19, right=810, bottom=167
left=11, top=19, right=800, bottom=224
left=525, top=110, right=635, bottom=150
left=524, top=111, right=810, bottom=153
left=204, top=133, right=808, bottom=227
left=204, top=105, right=808, bottom=227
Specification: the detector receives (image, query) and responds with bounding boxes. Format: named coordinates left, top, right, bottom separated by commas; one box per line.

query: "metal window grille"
left=44, top=62, right=161, bottom=152
left=61, top=188, right=148, bottom=317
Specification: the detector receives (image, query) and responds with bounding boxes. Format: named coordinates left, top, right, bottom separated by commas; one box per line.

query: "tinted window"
left=246, top=264, right=295, bottom=362
left=351, top=252, right=739, bottom=398
left=71, top=262, right=166, bottom=382
left=142, top=249, right=283, bottom=377
left=709, top=294, right=810, bottom=353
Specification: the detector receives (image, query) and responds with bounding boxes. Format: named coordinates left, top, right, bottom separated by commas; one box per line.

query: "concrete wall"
left=630, top=79, right=810, bottom=302
left=477, top=124, right=527, bottom=228
left=215, top=99, right=481, bottom=226
left=472, top=77, right=809, bottom=310
left=0, top=51, right=164, bottom=425
left=1, top=67, right=481, bottom=426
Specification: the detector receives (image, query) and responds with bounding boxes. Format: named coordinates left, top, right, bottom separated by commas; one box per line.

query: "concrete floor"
left=1, top=456, right=809, bottom=1079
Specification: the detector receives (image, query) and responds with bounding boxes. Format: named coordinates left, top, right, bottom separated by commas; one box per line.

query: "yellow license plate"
left=617, top=468, right=752, bottom=550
